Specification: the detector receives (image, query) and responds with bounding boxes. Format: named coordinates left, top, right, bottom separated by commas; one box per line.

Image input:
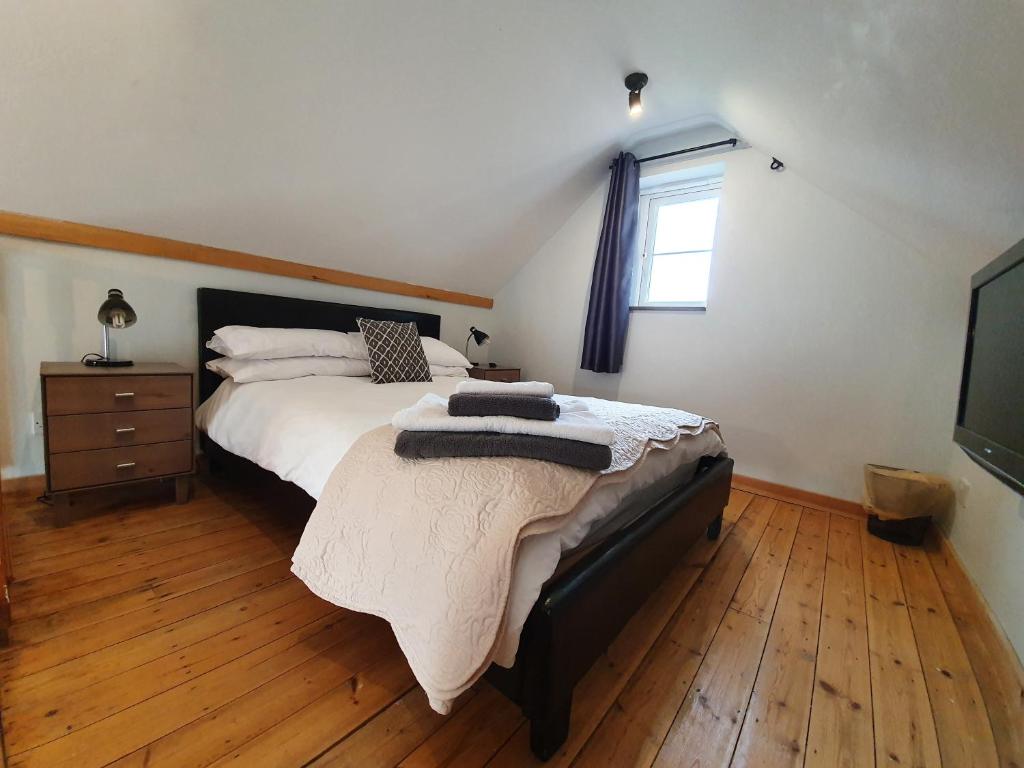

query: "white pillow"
left=429, top=365, right=469, bottom=378
left=347, top=332, right=470, bottom=368
left=420, top=336, right=472, bottom=368
left=207, top=326, right=364, bottom=360
left=206, top=356, right=371, bottom=383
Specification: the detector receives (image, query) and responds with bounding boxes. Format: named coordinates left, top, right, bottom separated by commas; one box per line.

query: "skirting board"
left=927, top=526, right=1024, bottom=680
left=1, top=475, right=44, bottom=496
left=732, top=473, right=866, bottom=518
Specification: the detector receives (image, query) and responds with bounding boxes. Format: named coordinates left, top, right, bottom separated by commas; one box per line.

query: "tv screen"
left=955, top=238, right=1024, bottom=494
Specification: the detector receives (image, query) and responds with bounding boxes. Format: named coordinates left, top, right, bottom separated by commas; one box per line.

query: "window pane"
left=652, top=197, right=719, bottom=254
left=646, top=251, right=711, bottom=304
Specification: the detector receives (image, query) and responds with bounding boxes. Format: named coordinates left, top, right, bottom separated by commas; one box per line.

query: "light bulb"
left=629, top=90, right=642, bottom=115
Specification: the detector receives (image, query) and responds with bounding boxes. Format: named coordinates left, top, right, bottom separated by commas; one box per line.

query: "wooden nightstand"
left=468, top=365, right=521, bottom=383
left=40, top=363, right=195, bottom=518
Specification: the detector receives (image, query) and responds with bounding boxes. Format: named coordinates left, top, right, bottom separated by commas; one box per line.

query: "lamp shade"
left=97, top=289, right=137, bottom=329
left=469, top=327, right=490, bottom=346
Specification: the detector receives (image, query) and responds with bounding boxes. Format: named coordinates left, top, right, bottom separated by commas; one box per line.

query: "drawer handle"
left=115, top=461, right=136, bottom=470
left=115, top=427, right=136, bottom=434
left=114, top=392, right=135, bottom=398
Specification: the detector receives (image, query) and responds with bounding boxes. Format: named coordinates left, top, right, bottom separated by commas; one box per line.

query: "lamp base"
left=84, top=358, right=134, bottom=368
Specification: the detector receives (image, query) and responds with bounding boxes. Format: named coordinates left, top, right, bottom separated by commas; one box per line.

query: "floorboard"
left=572, top=496, right=776, bottom=767
left=0, top=476, right=1019, bottom=767
left=310, top=688, right=471, bottom=768
left=2, top=560, right=294, bottom=680
left=486, top=489, right=753, bottom=768
left=925, top=532, right=1024, bottom=768
left=731, top=508, right=828, bottom=768
left=861, top=526, right=942, bottom=768
left=804, top=514, right=875, bottom=768
left=399, top=682, right=521, bottom=767
left=652, top=608, right=770, bottom=768
left=896, top=543, right=999, bottom=767
left=111, top=618, right=404, bottom=768
left=4, top=593, right=336, bottom=753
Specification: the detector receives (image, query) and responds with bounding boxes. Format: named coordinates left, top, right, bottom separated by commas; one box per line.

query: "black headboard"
left=197, top=288, right=442, bottom=405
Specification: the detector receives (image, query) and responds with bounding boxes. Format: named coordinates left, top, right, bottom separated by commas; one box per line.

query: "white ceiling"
left=2, top=1, right=1022, bottom=295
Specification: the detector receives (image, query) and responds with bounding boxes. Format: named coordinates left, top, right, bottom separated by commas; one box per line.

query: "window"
left=633, top=176, right=722, bottom=309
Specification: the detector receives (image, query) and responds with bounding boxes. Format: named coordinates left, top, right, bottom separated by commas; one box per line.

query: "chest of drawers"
left=41, top=363, right=194, bottom=516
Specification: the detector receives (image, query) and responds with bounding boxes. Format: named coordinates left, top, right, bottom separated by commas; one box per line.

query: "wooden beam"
left=0, top=210, right=494, bottom=309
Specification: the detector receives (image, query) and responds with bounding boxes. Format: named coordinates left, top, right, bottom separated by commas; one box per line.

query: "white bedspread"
left=196, top=376, right=725, bottom=673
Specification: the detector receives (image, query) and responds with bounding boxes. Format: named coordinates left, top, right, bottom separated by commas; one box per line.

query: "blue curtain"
left=580, top=152, right=640, bottom=373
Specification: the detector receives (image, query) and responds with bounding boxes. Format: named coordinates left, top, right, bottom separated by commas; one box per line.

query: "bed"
left=195, top=287, right=733, bottom=760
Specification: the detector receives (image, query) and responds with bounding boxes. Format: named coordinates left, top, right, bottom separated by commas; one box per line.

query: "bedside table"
left=468, top=365, right=521, bottom=383
left=40, top=363, right=195, bottom=518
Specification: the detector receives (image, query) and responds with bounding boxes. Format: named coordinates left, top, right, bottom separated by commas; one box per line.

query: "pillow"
left=347, top=332, right=470, bottom=368
left=207, top=356, right=371, bottom=383
left=420, top=337, right=472, bottom=368
left=356, top=318, right=432, bottom=384
left=429, top=365, right=469, bottom=378
left=207, top=326, right=363, bottom=360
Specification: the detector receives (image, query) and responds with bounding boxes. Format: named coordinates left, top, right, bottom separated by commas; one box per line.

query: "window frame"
left=631, top=175, right=723, bottom=311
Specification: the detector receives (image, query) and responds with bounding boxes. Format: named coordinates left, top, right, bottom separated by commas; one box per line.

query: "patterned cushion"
left=356, top=318, right=433, bottom=384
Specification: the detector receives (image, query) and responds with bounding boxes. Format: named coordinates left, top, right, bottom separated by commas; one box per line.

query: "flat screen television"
left=954, top=237, right=1024, bottom=495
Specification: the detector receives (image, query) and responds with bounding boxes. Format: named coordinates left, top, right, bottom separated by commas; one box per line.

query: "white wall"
left=493, top=140, right=1024, bottom=659
left=941, top=450, right=1024, bottom=655
left=0, top=236, right=493, bottom=479
left=494, top=146, right=965, bottom=502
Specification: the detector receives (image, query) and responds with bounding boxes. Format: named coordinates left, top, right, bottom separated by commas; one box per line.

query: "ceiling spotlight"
left=625, top=72, right=648, bottom=116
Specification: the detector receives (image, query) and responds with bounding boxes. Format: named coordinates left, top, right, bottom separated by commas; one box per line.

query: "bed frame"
left=196, top=287, right=733, bottom=761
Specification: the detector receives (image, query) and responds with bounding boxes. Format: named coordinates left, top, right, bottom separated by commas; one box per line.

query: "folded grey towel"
left=394, top=430, right=611, bottom=471
left=447, top=393, right=560, bottom=421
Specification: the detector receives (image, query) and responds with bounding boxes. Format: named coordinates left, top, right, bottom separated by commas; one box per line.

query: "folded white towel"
left=393, top=393, right=615, bottom=446
left=455, top=380, right=555, bottom=397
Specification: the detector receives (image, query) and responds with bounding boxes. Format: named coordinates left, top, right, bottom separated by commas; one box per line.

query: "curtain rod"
left=609, top=138, right=740, bottom=169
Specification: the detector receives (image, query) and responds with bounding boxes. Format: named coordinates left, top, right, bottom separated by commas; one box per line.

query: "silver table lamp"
left=84, top=289, right=137, bottom=367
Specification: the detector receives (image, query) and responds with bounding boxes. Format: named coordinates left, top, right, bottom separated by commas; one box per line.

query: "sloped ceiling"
left=2, top=1, right=1022, bottom=295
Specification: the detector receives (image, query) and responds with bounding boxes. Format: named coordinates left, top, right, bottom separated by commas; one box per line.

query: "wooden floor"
left=0, top=475, right=1021, bottom=768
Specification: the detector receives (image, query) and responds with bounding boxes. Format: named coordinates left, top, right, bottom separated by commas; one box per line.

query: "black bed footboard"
left=487, top=454, right=734, bottom=760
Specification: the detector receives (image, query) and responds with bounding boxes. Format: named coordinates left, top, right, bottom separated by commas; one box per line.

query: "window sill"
left=629, top=305, right=707, bottom=313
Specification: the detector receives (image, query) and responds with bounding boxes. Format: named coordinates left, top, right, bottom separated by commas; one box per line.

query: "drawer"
left=48, top=440, right=193, bottom=492
left=46, top=375, right=191, bottom=415
left=487, top=370, right=520, bottom=383
left=472, top=369, right=520, bottom=383
left=47, top=408, right=193, bottom=453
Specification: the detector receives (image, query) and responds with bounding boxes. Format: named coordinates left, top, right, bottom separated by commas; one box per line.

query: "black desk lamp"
left=83, top=289, right=137, bottom=367
left=464, top=326, right=490, bottom=365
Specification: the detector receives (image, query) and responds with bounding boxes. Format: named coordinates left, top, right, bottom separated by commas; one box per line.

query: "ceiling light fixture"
left=625, top=72, right=648, bottom=116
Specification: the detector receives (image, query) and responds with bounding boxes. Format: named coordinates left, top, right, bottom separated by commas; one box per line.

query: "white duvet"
left=196, top=376, right=724, bottom=668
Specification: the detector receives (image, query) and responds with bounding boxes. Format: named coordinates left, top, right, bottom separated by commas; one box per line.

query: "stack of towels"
left=392, top=380, right=614, bottom=470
